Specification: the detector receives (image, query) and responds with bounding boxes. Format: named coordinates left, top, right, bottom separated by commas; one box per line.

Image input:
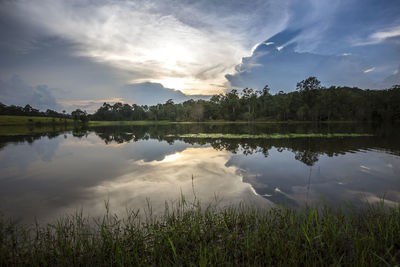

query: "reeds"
left=1, top=199, right=399, bottom=266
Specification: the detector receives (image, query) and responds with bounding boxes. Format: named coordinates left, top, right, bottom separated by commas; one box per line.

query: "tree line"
left=0, top=103, right=68, bottom=118
left=2, top=77, right=400, bottom=122
left=0, top=103, right=88, bottom=122
left=91, top=77, right=400, bottom=122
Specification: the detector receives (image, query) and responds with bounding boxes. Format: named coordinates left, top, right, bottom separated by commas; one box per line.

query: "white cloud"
left=355, top=26, right=400, bottom=46
left=226, top=42, right=378, bottom=91
left=363, top=67, right=375, bottom=73
left=371, top=27, right=400, bottom=40
left=9, top=0, right=289, bottom=94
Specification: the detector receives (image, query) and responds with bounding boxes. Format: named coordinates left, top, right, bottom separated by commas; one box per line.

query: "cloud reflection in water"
left=84, top=147, right=272, bottom=219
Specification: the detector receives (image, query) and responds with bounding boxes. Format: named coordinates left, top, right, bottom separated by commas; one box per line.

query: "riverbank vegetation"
left=0, top=115, right=363, bottom=128
left=90, top=78, right=400, bottom=122
left=2, top=77, right=400, bottom=124
left=0, top=115, right=74, bottom=126
left=1, top=200, right=399, bottom=266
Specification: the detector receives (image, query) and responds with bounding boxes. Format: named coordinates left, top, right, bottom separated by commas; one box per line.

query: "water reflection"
left=0, top=123, right=399, bottom=222
left=228, top=147, right=400, bottom=207
left=84, top=147, right=270, bottom=220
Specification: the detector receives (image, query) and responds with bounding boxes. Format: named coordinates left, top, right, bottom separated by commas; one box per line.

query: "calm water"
left=0, top=123, right=399, bottom=222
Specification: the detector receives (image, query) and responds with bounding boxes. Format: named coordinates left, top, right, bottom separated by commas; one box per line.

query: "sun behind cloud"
left=6, top=0, right=287, bottom=94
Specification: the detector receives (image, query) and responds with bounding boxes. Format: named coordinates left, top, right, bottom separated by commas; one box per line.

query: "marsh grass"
left=1, top=198, right=399, bottom=266
left=168, top=133, right=374, bottom=139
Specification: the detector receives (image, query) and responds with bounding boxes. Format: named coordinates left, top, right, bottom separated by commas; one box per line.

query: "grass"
left=0, top=115, right=77, bottom=136
left=0, top=125, right=73, bottom=136
left=1, top=200, right=399, bottom=266
left=0, top=115, right=74, bottom=126
left=168, top=133, right=374, bottom=139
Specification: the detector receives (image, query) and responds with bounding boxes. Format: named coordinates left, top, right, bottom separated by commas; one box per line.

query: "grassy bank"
left=0, top=115, right=364, bottom=127
left=0, top=116, right=77, bottom=136
left=0, top=115, right=74, bottom=126
left=1, top=201, right=399, bottom=266
left=0, top=125, right=73, bottom=136
left=168, top=133, right=374, bottom=139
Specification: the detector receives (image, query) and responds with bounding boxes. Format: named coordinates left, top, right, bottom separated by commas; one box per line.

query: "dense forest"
left=90, top=77, right=400, bottom=122
left=1, top=77, right=400, bottom=122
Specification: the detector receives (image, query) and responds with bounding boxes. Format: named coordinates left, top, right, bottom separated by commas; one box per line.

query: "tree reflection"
left=85, top=124, right=400, bottom=166
left=1, top=123, right=399, bottom=166
left=294, top=150, right=319, bottom=166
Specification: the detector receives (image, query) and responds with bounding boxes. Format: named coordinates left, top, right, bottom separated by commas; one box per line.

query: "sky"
left=0, top=0, right=399, bottom=112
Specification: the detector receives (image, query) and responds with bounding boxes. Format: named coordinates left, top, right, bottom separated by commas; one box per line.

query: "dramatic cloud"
left=0, top=0, right=399, bottom=108
left=226, top=18, right=400, bottom=92
left=3, top=0, right=289, bottom=94
left=226, top=40, right=377, bottom=92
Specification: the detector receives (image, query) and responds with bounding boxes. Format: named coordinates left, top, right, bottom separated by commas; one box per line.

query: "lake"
left=0, top=122, right=399, bottom=223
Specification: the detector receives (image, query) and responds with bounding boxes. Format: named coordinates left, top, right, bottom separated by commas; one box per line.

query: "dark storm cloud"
left=0, top=75, right=60, bottom=110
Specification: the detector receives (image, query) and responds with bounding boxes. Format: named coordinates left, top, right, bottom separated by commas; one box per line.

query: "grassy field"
left=0, top=115, right=74, bottom=126
left=0, top=125, right=74, bottom=136
left=1, top=200, right=399, bottom=266
left=0, top=115, right=77, bottom=136
left=168, top=133, right=374, bottom=139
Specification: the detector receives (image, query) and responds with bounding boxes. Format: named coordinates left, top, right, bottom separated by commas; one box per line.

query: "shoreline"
left=1, top=115, right=376, bottom=127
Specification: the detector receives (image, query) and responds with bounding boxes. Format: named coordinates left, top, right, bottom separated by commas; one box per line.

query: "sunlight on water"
left=162, top=153, right=182, bottom=162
